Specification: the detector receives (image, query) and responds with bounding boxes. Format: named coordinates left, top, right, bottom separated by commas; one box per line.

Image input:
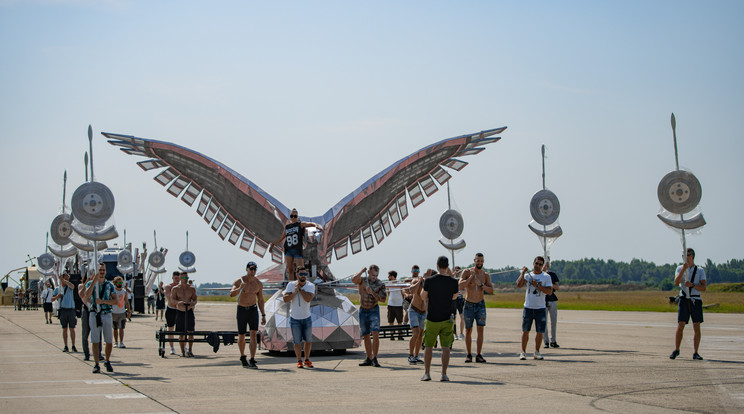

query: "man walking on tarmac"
left=230, top=261, right=266, bottom=368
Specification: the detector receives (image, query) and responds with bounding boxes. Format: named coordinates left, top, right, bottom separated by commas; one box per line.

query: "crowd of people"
left=30, top=241, right=706, bottom=379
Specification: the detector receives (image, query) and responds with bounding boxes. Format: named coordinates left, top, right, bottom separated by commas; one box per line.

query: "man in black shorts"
left=670, top=248, right=707, bottom=360
left=172, top=272, right=197, bottom=357
left=164, top=272, right=180, bottom=355
left=230, top=262, right=266, bottom=368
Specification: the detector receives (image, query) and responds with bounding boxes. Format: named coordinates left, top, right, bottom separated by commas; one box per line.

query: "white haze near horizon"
left=1, top=1, right=742, bottom=286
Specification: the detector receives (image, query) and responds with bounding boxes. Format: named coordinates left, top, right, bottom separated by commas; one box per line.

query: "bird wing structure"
left=103, top=126, right=506, bottom=262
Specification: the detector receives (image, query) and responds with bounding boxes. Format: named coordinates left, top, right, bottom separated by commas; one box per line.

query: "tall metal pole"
left=447, top=182, right=455, bottom=269
left=671, top=113, right=689, bottom=295
left=541, top=145, right=548, bottom=260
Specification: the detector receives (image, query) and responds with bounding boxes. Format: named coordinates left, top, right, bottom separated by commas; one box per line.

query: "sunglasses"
left=299, top=272, right=308, bottom=276
left=115, top=283, right=123, bottom=287
left=290, top=214, right=298, bottom=218
left=412, top=269, right=419, bottom=273
left=535, top=262, right=544, bottom=266
left=248, top=267, right=257, bottom=271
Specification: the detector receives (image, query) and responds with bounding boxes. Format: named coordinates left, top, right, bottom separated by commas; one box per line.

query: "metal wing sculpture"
left=102, top=126, right=506, bottom=267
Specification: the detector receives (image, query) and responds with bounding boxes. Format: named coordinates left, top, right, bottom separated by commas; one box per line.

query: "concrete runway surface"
left=1, top=304, right=742, bottom=413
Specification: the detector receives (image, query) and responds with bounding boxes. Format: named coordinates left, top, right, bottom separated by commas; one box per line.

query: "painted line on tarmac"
left=0, top=393, right=147, bottom=400
left=0, top=379, right=118, bottom=385
left=566, top=320, right=743, bottom=331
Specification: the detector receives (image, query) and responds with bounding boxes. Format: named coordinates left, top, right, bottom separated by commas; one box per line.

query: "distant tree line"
left=485, top=258, right=744, bottom=291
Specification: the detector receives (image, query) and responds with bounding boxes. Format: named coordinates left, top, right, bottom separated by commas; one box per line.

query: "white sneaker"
left=169, top=348, right=176, bottom=355
left=113, top=343, right=119, bottom=348
left=534, top=351, right=544, bottom=360
left=519, top=352, right=527, bottom=360
left=460, top=334, right=465, bottom=340
left=440, top=374, right=450, bottom=382
left=421, top=373, right=431, bottom=381
left=119, top=342, right=126, bottom=349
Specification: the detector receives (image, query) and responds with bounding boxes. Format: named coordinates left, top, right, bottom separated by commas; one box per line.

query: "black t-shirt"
left=284, top=221, right=303, bottom=252
left=545, top=271, right=559, bottom=302
left=423, top=273, right=459, bottom=322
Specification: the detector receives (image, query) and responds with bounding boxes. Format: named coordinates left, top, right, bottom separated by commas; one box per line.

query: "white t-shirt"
left=112, top=289, right=129, bottom=314
left=523, top=272, right=553, bottom=309
left=387, top=287, right=404, bottom=307
left=284, top=281, right=315, bottom=320
left=675, top=265, right=706, bottom=299
left=42, top=288, right=54, bottom=303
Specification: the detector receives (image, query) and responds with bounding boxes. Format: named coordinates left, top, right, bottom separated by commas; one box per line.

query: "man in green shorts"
left=420, top=256, right=459, bottom=382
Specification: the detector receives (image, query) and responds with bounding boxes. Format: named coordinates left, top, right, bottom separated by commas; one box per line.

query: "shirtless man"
left=458, top=252, right=494, bottom=363
left=230, top=261, right=266, bottom=368
left=171, top=272, right=198, bottom=357
left=164, top=272, right=180, bottom=355
left=405, top=265, right=427, bottom=364
left=352, top=265, right=387, bottom=367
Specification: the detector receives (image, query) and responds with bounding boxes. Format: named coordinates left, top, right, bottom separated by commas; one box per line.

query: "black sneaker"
left=550, top=342, right=560, bottom=348
left=71, top=346, right=78, bottom=353
left=92, top=365, right=100, bottom=374
left=669, top=349, right=680, bottom=360
left=62, top=346, right=69, bottom=353
left=84, top=355, right=90, bottom=361
left=475, top=354, right=487, bottom=363
left=240, top=355, right=248, bottom=367
left=100, top=354, right=105, bottom=361
left=105, top=361, right=113, bottom=372
left=464, top=354, right=473, bottom=363
left=372, top=358, right=381, bottom=367
left=692, top=353, right=704, bottom=360
left=359, top=358, right=373, bottom=366
left=248, top=358, right=258, bottom=369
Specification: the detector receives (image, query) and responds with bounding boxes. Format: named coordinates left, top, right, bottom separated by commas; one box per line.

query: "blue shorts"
left=522, top=308, right=546, bottom=333
left=678, top=298, right=704, bottom=324
left=463, top=300, right=487, bottom=329
left=359, top=306, right=380, bottom=337
left=290, top=316, right=313, bottom=344
left=409, top=308, right=427, bottom=329
left=285, top=248, right=303, bottom=259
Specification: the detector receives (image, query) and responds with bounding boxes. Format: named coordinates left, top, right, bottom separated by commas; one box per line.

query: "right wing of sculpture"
left=315, top=126, right=507, bottom=263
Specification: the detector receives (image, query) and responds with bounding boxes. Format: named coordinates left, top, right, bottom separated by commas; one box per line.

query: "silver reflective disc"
left=38, top=253, right=55, bottom=271
left=50, top=213, right=74, bottom=245
left=148, top=251, right=165, bottom=268
left=179, top=251, right=196, bottom=267
left=657, top=170, right=702, bottom=214
left=529, top=189, right=561, bottom=225
left=71, top=182, right=115, bottom=226
left=439, top=209, right=464, bottom=239
left=117, top=250, right=133, bottom=267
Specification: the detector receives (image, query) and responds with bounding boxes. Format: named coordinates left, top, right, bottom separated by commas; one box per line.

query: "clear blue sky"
left=1, top=1, right=742, bottom=285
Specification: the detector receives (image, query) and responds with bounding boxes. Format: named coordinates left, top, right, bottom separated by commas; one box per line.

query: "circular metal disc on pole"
left=71, top=182, right=115, bottom=226
left=50, top=213, right=74, bottom=245
left=117, top=250, right=133, bottom=268
left=529, top=189, right=561, bottom=225
left=38, top=253, right=55, bottom=271
left=657, top=170, right=702, bottom=214
left=439, top=209, right=464, bottom=240
left=148, top=251, right=165, bottom=268
left=179, top=251, right=196, bottom=267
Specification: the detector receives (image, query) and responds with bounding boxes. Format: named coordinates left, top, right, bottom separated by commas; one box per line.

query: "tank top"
left=284, top=221, right=303, bottom=253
